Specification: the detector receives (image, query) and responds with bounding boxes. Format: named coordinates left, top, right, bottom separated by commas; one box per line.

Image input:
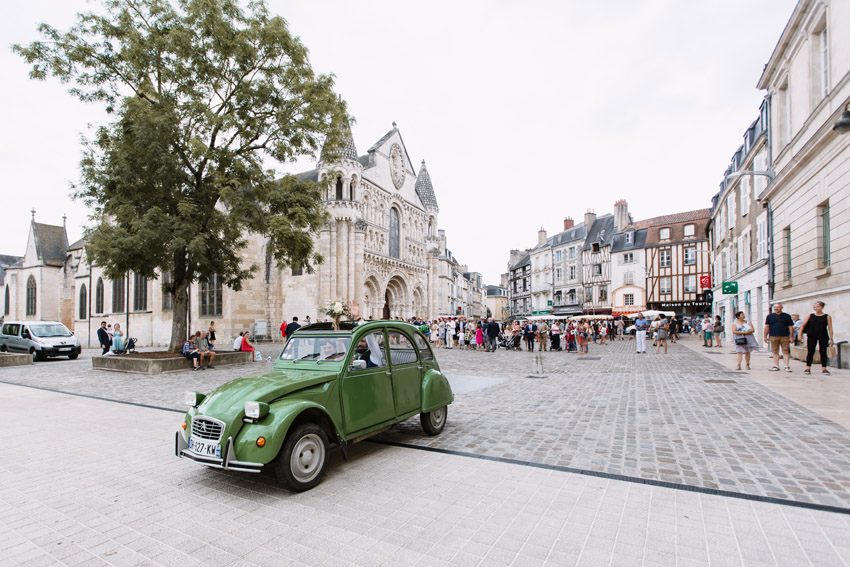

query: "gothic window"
left=200, top=274, right=222, bottom=317
left=26, top=275, right=36, bottom=316
left=133, top=274, right=148, bottom=311
left=389, top=207, right=400, bottom=259
left=78, top=284, right=87, bottom=320
left=335, top=176, right=343, bottom=200
left=112, top=278, right=125, bottom=313
left=95, top=278, right=104, bottom=314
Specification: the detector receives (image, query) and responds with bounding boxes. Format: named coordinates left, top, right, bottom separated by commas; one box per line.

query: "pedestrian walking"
left=732, top=311, right=758, bottom=371
left=655, top=316, right=669, bottom=354
left=801, top=301, right=835, bottom=375
left=702, top=317, right=713, bottom=347
left=538, top=320, right=549, bottom=351
left=616, top=318, right=625, bottom=340
left=764, top=303, right=794, bottom=372
left=634, top=313, right=649, bottom=353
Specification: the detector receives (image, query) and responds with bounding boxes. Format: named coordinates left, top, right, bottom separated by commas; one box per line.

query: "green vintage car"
left=176, top=321, right=453, bottom=491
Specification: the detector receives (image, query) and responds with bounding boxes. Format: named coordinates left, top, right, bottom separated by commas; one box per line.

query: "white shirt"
left=233, top=336, right=243, bottom=350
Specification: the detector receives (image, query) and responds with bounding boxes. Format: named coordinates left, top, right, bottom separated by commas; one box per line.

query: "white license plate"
left=58, top=347, right=71, bottom=351
left=188, top=437, right=221, bottom=458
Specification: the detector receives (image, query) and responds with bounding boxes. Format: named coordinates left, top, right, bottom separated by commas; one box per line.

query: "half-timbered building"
left=639, top=210, right=712, bottom=317
left=581, top=212, right=616, bottom=315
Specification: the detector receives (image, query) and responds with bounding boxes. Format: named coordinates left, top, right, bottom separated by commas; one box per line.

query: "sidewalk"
left=677, top=335, right=850, bottom=428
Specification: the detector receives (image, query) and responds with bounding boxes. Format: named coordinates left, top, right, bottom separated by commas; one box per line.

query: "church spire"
left=321, top=121, right=358, bottom=163
left=415, top=160, right=438, bottom=210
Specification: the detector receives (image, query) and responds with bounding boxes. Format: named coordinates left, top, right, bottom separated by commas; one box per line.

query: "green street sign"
left=547, top=300, right=553, bottom=306
left=722, top=281, right=738, bottom=294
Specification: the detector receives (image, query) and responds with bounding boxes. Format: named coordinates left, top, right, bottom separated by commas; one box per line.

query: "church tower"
left=316, top=126, right=366, bottom=308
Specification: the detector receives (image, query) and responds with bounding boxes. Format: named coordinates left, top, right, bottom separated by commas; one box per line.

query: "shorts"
left=704, top=331, right=712, bottom=341
left=770, top=335, right=790, bottom=353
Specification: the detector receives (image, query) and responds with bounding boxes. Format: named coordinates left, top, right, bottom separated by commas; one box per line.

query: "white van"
left=0, top=321, right=82, bottom=361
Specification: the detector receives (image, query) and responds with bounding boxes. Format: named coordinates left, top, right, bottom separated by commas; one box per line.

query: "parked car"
left=176, top=321, right=454, bottom=491
left=0, top=321, right=82, bottom=361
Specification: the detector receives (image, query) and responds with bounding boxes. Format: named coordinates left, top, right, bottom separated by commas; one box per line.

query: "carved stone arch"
left=383, top=271, right=411, bottom=319
left=363, top=273, right=382, bottom=320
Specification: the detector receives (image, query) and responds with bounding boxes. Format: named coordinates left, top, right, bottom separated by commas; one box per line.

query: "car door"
left=4, top=324, right=21, bottom=352
left=386, top=329, right=422, bottom=417
left=341, top=329, right=396, bottom=434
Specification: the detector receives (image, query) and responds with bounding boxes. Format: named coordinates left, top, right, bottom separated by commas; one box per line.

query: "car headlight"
left=244, top=401, right=269, bottom=420
left=184, top=391, right=205, bottom=407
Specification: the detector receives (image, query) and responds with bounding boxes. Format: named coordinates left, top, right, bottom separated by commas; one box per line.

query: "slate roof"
left=320, top=123, right=359, bottom=163
left=509, top=252, right=530, bottom=271
left=68, top=237, right=87, bottom=251
left=626, top=209, right=711, bottom=247
left=0, top=255, right=23, bottom=286
left=549, top=224, right=588, bottom=248
left=611, top=228, right=648, bottom=253
left=415, top=160, right=439, bottom=209
left=367, top=123, right=415, bottom=174
left=32, top=222, right=68, bottom=266
left=581, top=214, right=616, bottom=251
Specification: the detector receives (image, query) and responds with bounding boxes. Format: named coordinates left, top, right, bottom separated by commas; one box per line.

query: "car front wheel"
left=31, top=349, right=42, bottom=362
left=275, top=423, right=329, bottom=492
left=420, top=406, right=447, bottom=436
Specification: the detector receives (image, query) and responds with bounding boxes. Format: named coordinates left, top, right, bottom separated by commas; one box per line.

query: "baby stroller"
left=499, top=332, right=521, bottom=351
left=111, top=337, right=138, bottom=355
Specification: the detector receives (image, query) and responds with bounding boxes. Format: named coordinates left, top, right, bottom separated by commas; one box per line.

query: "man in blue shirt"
left=634, top=313, right=649, bottom=354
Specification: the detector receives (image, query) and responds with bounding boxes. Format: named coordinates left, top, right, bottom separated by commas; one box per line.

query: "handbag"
left=735, top=335, right=748, bottom=346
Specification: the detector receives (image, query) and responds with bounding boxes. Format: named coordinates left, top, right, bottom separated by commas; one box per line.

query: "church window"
left=112, top=278, right=125, bottom=313
left=79, top=284, right=87, bottom=320
left=26, top=275, right=36, bottom=316
left=199, top=274, right=223, bottom=317
left=95, top=278, right=104, bottom=314
left=162, top=272, right=173, bottom=310
left=389, top=207, right=400, bottom=259
left=335, top=176, right=343, bottom=200
left=133, top=274, right=148, bottom=311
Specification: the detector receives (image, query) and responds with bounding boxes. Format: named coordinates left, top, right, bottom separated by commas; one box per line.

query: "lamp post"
left=834, top=102, right=850, bottom=134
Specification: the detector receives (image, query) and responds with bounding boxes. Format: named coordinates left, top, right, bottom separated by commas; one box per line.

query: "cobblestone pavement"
left=2, top=383, right=848, bottom=567
left=2, top=338, right=850, bottom=510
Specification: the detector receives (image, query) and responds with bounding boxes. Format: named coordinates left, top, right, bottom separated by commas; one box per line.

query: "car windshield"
left=279, top=336, right=352, bottom=363
left=29, top=324, right=73, bottom=338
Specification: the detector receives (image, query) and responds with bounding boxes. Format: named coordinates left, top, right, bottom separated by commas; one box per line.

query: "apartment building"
left=757, top=0, right=850, bottom=342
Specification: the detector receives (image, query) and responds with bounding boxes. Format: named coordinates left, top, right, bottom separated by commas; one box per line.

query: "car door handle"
left=385, top=371, right=392, bottom=377
left=417, top=366, right=423, bottom=370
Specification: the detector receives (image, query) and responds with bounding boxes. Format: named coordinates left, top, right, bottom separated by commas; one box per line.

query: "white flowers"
left=321, top=298, right=351, bottom=320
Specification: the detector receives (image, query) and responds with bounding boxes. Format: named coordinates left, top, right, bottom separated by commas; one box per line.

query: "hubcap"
left=430, top=407, right=446, bottom=428
left=290, top=433, right=325, bottom=483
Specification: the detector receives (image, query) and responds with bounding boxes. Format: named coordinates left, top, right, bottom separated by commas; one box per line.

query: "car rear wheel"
left=275, top=423, right=329, bottom=492
left=420, top=406, right=447, bottom=436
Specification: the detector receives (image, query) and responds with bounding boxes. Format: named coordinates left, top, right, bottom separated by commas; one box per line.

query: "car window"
left=388, top=331, right=419, bottom=366
left=413, top=333, right=434, bottom=361
left=29, top=324, right=73, bottom=338
left=2, top=324, right=19, bottom=336
left=21, top=327, right=31, bottom=339
left=279, top=336, right=351, bottom=362
left=352, top=331, right=387, bottom=369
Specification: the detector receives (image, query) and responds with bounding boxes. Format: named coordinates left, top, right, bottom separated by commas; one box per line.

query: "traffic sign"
left=722, top=281, right=738, bottom=294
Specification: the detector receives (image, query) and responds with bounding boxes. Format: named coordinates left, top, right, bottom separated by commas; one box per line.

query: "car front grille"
left=191, top=417, right=224, bottom=441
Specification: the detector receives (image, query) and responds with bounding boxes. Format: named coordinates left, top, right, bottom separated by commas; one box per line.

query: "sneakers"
left=207, top=365, right=215, bottom=369
left=823, top=369, right=831, bottom=375
left=193, top=366, right=200, bottom=371
left=785, top=366, right=792, bottom=372
left=769, top=366, right=780, bottom=371
left=804, top=369, right=811, bottom=375
left=200, top=366, right=206, bottom=371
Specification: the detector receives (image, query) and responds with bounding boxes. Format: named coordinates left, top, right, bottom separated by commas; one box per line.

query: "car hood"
left=197, top=369, right=337, bottom=421
left=39, top=336, right=80, bottom=347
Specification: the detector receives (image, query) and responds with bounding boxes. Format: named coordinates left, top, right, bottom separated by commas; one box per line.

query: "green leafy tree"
left=14, top=0, right=349, bottom=351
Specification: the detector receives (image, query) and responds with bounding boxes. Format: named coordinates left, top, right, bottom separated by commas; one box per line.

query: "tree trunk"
left=169, top=280, right=190, bottom=352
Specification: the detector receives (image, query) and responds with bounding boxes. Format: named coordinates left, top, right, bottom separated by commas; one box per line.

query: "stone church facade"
left=2, top=124, right=479, bottom=347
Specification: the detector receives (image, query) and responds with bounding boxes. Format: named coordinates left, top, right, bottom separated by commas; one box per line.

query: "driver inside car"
left=355, top=333, right=385, bottom=368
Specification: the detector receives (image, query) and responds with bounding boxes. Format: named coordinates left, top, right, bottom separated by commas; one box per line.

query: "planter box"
left=0, top=353, right=34, bottom=367
left=92, top=351, right=254, bottom=375
left=790, top=344, right=843, bottom=368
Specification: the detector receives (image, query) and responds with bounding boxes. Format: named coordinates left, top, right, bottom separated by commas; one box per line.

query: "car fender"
left=421, top=369, right=454, bottom=413
left=233, top=399, right=340, bottom=464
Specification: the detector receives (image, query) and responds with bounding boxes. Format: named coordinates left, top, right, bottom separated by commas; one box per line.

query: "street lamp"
left=834, top=102, right=850, bottom=134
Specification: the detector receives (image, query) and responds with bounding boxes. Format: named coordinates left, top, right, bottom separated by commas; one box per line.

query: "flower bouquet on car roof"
left=320, top=299, right=352, bottom=331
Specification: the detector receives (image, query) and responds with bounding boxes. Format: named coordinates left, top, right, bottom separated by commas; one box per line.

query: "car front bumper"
left=175, top=431, right=263, bottom=473
left=40, top=345, right=81, bottom=357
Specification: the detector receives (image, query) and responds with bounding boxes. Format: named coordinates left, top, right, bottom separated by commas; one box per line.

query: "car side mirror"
left=350, top=359, right=367, bottom=371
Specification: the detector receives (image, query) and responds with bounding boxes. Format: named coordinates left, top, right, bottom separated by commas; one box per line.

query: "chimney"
left=538, top=227, right=548, bottom=246
left=614, top=199, right=629, bottom=231
left=563, top=217, right=574, bottom=230
left=584, top=208, right=596, bottom=228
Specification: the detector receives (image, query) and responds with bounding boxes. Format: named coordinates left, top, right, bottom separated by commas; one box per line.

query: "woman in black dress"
left=801, top=301, right=835, bottom=375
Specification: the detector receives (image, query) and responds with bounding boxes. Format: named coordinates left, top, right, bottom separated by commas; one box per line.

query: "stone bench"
left=92, top=350, right=254, bottom=375
left=0, top=353, right=34, bottom=367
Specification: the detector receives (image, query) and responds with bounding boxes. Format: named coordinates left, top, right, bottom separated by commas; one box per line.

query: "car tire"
left=31, top=349, right=43, bottom=362
left=68, top=354, right=79, bottom=360
left=420, top=406, right=447, bottom=436
left=275, top=423, right=329, bottom=492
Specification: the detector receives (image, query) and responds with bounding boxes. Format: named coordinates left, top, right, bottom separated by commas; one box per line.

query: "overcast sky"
left=2, top=0, right=797, bottom=284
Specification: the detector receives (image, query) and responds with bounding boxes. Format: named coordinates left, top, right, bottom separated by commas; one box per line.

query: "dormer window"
left=659, top=227, right=671, bottom=240
left=592, top=242, right=600, bottom=253
left=684, top=224, right=695, bottom=237
left=625, top=231, right=633, bottom=244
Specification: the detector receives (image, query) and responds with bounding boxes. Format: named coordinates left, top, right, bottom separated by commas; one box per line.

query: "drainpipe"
left=87, top=262, right=92, bottom=348
left=125, top=271, right=129, bottom=340
left=764, top=94, right=775, bottom=303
